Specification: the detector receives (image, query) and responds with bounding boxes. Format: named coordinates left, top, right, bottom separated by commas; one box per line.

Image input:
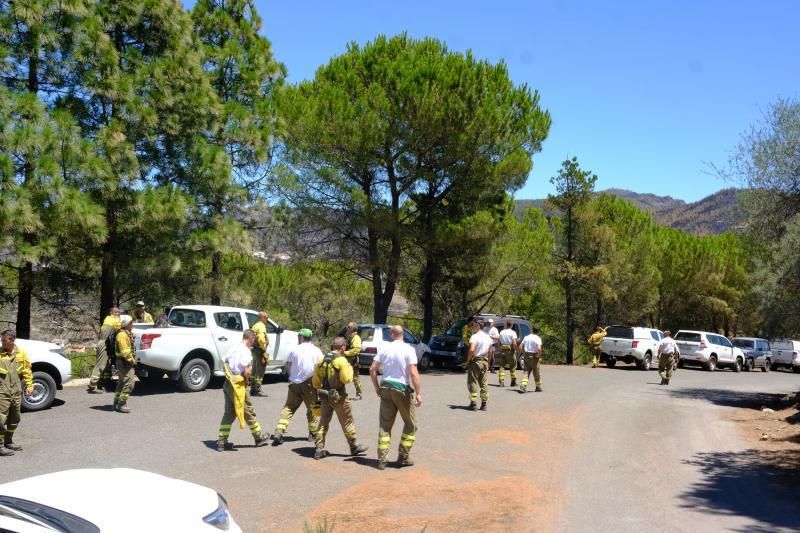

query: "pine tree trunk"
left=100, top=208, right=116, bottom=320
left=15, top=262, right=33, bottom=339
left=422, top=257, right=435, bottom=341
left=566, top=278, right=574, bottom=365
left=210, top=250, right=221, bottom=305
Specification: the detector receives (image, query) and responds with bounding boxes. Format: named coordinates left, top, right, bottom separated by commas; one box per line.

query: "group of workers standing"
left=218, top=319, right=422, bottom=470
left=461, top=317, right=544, bottom=411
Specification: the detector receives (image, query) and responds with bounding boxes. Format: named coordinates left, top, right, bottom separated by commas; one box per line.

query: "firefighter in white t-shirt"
left=496, top=321, right=518, bottom=387
left=466, top=319, right=493, bottom=411
left=519, top=324, right=543, bottom=392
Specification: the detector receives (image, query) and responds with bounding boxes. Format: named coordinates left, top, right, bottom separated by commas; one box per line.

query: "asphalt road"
left=2, top=364, right=800, bottom=532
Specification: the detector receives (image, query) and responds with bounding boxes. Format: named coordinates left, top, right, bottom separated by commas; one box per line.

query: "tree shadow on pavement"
left=667, top=388, right=789, bottom=410
left=681, top=449, right=800, bottom=531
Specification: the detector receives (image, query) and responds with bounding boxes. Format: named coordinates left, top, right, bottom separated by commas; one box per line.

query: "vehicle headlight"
left=203, top=494, right=231, bottom=530
left=457, top=341, right=464, bottom=348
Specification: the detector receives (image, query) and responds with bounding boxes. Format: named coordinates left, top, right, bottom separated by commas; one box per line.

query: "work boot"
left=520, top=383, right=527, bottom=393
left=4, top=440, right=22, bottom=452
left=659, top=378, right=666, bottom=385
left=535, top=386, right=542, bottom=392
left=116, top=402, right=131, bottom=414
left=314, top=449, right=330, bottom=460
left=468, top=402, right=477, bottom=411
left=396, top=455, right=414, bottom=468
left=308, top=432, right=316, bottom=442
left=355, top=393, right=363, bottom=401
left=0, top=447, right=14, bottom=457
left=377, top=459, right=388, bottom=470
left=271, top=432, right=284, bottom=446
left=350, top=444, right=368, bottom=456
left=86, top=386, right=104, bottom=394
left=216, top=438, right=232, bottom=452
left=480, top=401, right=487, bottom=411
left=254, top=432, right=271, bottom=447
left=499, top=381, right=505, bottom=387
left=511, top=378, right=517, bottom=387
left=250, top=389, right=266, bottom=397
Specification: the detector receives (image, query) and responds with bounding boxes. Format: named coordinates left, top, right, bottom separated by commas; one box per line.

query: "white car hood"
left=0, top=469, right=232, bottom=532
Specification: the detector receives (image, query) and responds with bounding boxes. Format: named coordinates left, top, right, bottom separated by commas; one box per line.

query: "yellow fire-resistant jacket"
left=134, top=311, right=154, bottom=324
left=251, top=321, right=269, bottom=355
left=98, top=315, right=121, bottom=348
left=344, top=333, right=361, bottom=359
left=116, top=330, right=135, bottom=364
left=462, top=324, right=471, bottom=345
left=313, top=354, right=353, bottom=391
left=0, top=344, right=33, bottom=395
left=587, top=330, right=607, bottom=347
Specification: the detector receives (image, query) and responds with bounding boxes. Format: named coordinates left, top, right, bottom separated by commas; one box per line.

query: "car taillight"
left=140, top=333, right=161, bottom=350
left=631, top=340, right=639, bottom=349
left=700, top=341, right=707, bottom=348
left=793, top=351, right=798, bottom=360
left=365, top=347, right=377, bottom=354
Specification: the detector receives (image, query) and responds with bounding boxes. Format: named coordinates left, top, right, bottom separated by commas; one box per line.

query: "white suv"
left=674, top=330, right=745, bottom=372
left=600, top=325, right=663, bottom=370
left=770, top=339, right=800, bottom=373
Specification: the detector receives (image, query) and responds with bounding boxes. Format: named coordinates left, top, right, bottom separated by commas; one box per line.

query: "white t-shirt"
left=498, top=328, right=518, bottom=346
left=659, top=337, right=678, bottom=355
left=521, top=334, right=542, bottom=354
left=375, top=340, right=417, bottom=386
left=224, top=343, right=253, bottom=376
left=287, top=342, right=324, bottom=383
left=470, top=330, right=494, bottom=358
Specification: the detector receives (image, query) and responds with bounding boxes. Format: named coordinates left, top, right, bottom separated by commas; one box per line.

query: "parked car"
left=599, top=325, right=663, bottom=370
left=732, top=337, right=772, bottom=371
left=134, top=305, right=298, bottom=392
left=770, top=339, right=800, bottom=373
left=0, top=468, right=241, bottom=532
left=428, top=314, right=531, bottom=369
left=16, top=338, right=72, bottom=412
left=674, top=330, right=746, bottom=372
left=341, top=324, right=431, bottom=371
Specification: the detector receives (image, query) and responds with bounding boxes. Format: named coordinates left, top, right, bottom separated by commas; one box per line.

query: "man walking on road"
left=657, top=330, right=680, bottom=386
left=272, top=329, right=323, bottom=445
left=343, top=322, right=363, bottom=400
left=369, top=325, right=422, bottom=470
left=519, top=324, right=543, bottom=392
left=484, top=318, right=499, bottom=373
left=87, top=307, right=120, bottom=394
left=217, top=330, right=271, bottom=451
left=113, top=315, right=136, bottom=413
left=466, top=319, right=492, bottom=411
left=496, top=321, right=518, bottom=387
left=0, top=330, right=33, bottom=455
left=312, top=337, right=368, bottom=460
left=250, top=312, right=270, bottom=397
left=587, top=326, right=607, bottom=368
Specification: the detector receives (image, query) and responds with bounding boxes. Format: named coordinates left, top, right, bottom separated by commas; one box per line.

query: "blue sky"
left=208, top=0, right=799, bottom=202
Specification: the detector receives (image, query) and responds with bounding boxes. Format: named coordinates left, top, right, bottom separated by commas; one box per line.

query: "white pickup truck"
left=133, top=305, right=298, bottom=392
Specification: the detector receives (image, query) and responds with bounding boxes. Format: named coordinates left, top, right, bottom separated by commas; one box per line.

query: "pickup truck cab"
left=134, top=305, right=298, bottom=392
left=674, top=330, right=745, bottom=372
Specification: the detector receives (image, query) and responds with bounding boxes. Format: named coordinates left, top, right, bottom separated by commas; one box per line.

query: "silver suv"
left=600, top=325, right=663, bottom=370
left=675, top=330, right=746, bottom=372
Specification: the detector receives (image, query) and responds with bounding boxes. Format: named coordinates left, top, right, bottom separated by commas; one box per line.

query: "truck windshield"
left=445, top=320, right=468, bottom=336
left=733, top=339, right=754, bottom=349
left=675, top=332, right=701, bottom=342
left=168, top=308, right=206, bottom=328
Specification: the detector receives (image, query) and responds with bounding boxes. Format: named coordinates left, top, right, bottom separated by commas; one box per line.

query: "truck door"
left=211, top=311, right=245, bottom=365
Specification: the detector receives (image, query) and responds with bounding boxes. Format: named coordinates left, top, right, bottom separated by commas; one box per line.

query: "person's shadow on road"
left=447, top=404, right=474, bottom=410
left=89, top=405, right=116, bottom=412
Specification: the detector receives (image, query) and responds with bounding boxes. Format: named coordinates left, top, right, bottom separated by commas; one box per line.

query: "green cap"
left=298, top=328, right=312, bottom=338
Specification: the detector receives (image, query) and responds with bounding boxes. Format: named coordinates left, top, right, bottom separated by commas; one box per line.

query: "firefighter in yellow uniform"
left=0, top=330, right=33, bottom=455
left=132, top=301, right=154, bottom=324
left=87, top=307, right=120, bottom=393
left=250, top=312, right=270, bottom=397
left=312, top=337, right=368, bottom=460
left=113, top=316, right=136, bottom=413
left=344, top=322, right=363, bottom=400
left=588, top=326, right=607, bottom=368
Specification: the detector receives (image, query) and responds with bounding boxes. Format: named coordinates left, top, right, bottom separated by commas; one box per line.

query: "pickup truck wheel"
left=638, top=353, right=652, bottom=371
left=22, top=371, right=57, bottom=412
left=705, top=356, right=717, bottom=372
left=762, top=359, right=771, bottom=372
left=677, top=359, right=684, bottom=369
left=733, top=358, right=742, bottom=373
left=793, top=366, right=800, bottom=374
left=744, top=358, right=753, bottom=372
left=418, top=352, right=430, bottom=372
left=606, top=358, right=616, bottom=369
left=180, top=358, right=211, bottom=392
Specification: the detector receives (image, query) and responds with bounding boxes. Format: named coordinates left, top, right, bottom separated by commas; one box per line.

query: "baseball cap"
left=120, top=315, right=133, bottom=327
left=299, top=328, right=312, bottom=338
left=136, top=301, right=145, bottom=307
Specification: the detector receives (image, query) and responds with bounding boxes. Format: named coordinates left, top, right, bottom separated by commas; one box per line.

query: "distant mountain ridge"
left=515, top=188, right=742, bottom=235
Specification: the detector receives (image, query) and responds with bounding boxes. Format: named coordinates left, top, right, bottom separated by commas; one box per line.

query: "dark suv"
left=428, top=313, right=531, bottom=368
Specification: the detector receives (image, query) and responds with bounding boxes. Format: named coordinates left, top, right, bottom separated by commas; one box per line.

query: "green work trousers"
left=347, top=356, right=363, bottom=396
left=89, top=344, right=110, bottom=388
left=274, top=379, right=320, bottom=436
left=219, top=380, right=264, bottom=440
left=378, top=386, right=417, bottom=462
left=521, top=353, right=541, bottom=388
left=467, top=358, right=489, bottom=403
left=497, top=346, right=517, bottom=384
left=0, top=393, right=21, bottom=443
left=250, top=349, right=266, bottom=392
left=114, top=358, right=136, bottom=404
left=658, top=353, right=675, bottom=384
left=315, top=389, right=358, bottom=452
